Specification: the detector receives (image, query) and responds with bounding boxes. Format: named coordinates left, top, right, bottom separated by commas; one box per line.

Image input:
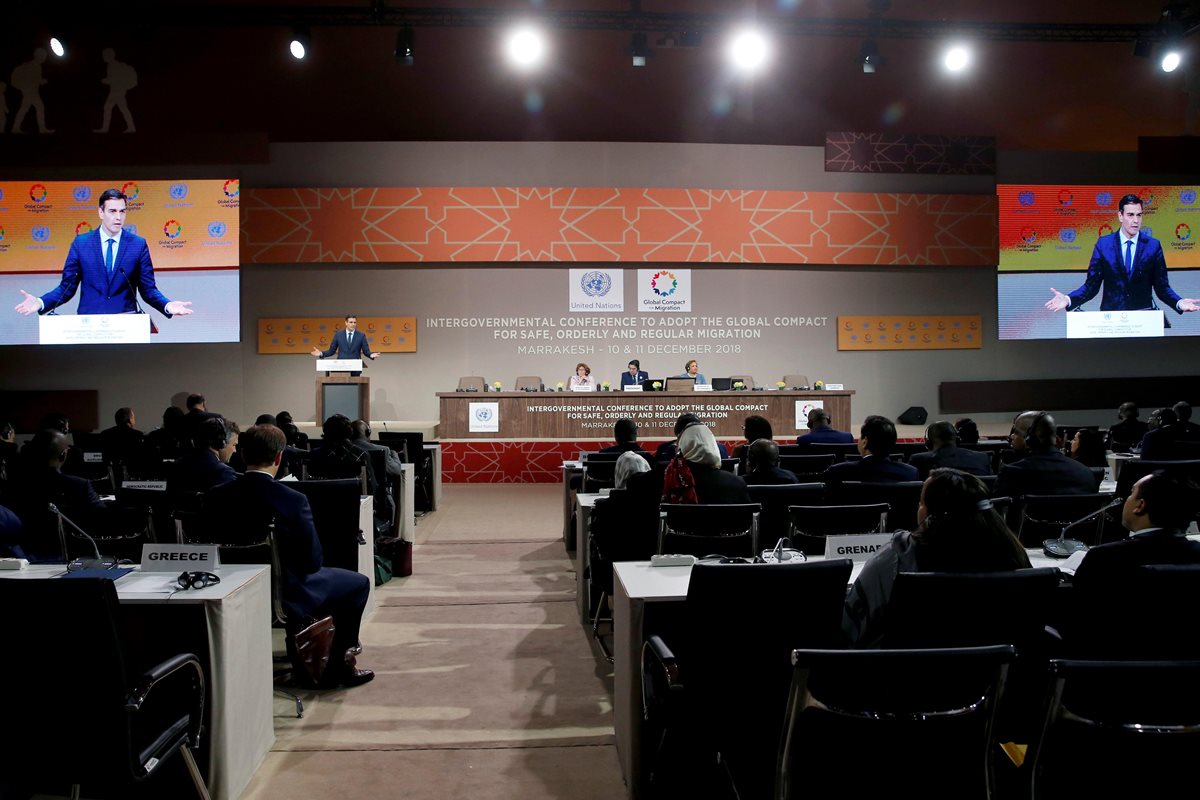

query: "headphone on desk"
left=176, top=571, right=221, bottom=590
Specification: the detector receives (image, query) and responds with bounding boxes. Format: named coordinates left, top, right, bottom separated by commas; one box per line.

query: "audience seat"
left=833, top=480, right=923, bottom=531
left=746, top=483, right=824, bottom=545
left=657, top=503, right=761, bottom=558
left=787, top=503, right=889, bottom=556
left=1013, top=493, right=1115, bottom=548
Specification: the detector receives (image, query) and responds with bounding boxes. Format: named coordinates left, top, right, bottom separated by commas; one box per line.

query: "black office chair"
left=1066, top=564, right=1200, bottom=660
left=719, top=457, right=738, bottom=474
left=588, top=488, right=660, bottom=661
left=1113, top=458, right=1200, bottom=502
left=1013, top=493, right=1115, bottom=548
left=657, top=503, right=761, bottom=558
left=786, top=503, right=889, bottom=556
left=0, top=578, right=210, bottom=799
left=746, top=483, right=825, bottom=545
left=801, top=442, right=859, bottom=461
left=581, top=459, right=618, bottom=493
left=292, top=479, right=367, bottom=573
left=1026, top=658, right=1200, bottom=800
left=833, top=480, right=924, bottom=531
left=778, top=453, right=836, bottom=479
left=641, top=559, right=853, bottom=800
left=778, top=645, right=1015, bottom=800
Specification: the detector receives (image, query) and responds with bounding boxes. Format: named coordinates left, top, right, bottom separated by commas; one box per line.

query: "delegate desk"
left=1, top=564, right=273, bottom=800
left=437, top=389, right=854, bottom=439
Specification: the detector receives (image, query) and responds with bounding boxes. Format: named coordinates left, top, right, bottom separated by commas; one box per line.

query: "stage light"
left=396, top=27, right=414, bottom=65
left=1161, top=49, right=1182, bottom=72
left=728, top=28, right=769, bottom=73
left=49, top=37, right=65, bottom=58
left=631, top=33, right=648, bottom=67
left=505, top=25, right=547, bottom=70
left=859, top=40, right=883, bottom=74
left=289, top=29, right=310, bottom=60
left=943, top=44, right=971, bottom=73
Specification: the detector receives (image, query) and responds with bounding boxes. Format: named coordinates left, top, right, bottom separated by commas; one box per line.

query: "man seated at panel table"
left=822, top=415, right=919, bottom=486
left=619, top=359, right=649, bottom=388
left=742, top=439, right=799, bottom=486
left=993, top=410, right=1097, bottom=500
left=599, top=419, right=647, bottom=454
left=207, top=424, right=374, bottom=688
left=795, top=408, right=855, bottom=446
left=908, top=421, right=993, bottom=480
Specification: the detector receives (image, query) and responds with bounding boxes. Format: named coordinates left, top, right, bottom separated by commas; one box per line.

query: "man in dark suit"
left=10, top=429, right=110, bottom=560
left=600, top=418, right=647, bottom=454
left=1137, top=407, right=1182, bottom=460
left=993, top=411, right=1098, bottom=499
left=168, top=416, right=237, bottom=493
left=908, top=421, right=993, bottom=479
left=1073, top=471, right=1200, bottom=588
left=822, top=415, right=919, bottom=485
left=311, top=315, right=380, bottom=377
left=619, top=359, right=649, bottom=388
left=1173, top=401, right=1200, bottom=441
left=1045, top=193, right=1199, bottom=315
left=743, top=439, right=799, bottom=486
left=14, top=189, right=194, bottom=317
left=100, top=407, right=145, bottom=471
left=1107, top=401, right=1148, bottom=450
left=206, top=424, right=373, bottom=687
left=796, top=408, right=855, bottom=446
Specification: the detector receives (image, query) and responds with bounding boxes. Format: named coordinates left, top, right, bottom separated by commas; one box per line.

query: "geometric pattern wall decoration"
left=241, top=187, right=997, bottom=266
left=837, top=315, right=984, bottom=351
left=825, top=132, right=997, bottom=175
left=257, top=316, right=416, bottom=354
left=440, top=440, right=742, bottom=483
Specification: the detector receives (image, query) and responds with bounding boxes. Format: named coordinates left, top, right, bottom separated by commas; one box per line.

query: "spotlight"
left=505, top=25, right=547, bottom=70
left=1161, top=48, right=1182, bottom=72
left=49, top=36, right=65, bottom=58
left=728, top=28, right=769, bottom=74
left=942, top=43, right=971, bottom=73
left=859, top=40, right=884, bottom=74
left=396, top=27, right=414, bottom=65
left=289, top=28, right=310, bottom=60
left=631, top=32, right=648, bottom=67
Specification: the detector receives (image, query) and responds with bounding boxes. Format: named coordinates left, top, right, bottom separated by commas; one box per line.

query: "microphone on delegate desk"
left=48, top=503, right=117, bottom=572
left=1043, top=496, right=1123, bottom=558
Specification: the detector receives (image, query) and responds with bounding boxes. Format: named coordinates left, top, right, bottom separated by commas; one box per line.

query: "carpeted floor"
left=243, top=483, right=625, bottom=799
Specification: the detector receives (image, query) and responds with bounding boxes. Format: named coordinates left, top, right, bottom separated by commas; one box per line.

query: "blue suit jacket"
left=1068, top=232, right=1182, bottom=313
left=620, top=371, right=649, bottom=387
left=319, top=329, right=375, bottom=360
left=39, top=230, right=172, bottom=316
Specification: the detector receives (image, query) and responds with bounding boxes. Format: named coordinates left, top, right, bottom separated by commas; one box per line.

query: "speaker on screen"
left=898, top=407, right=928, bottom=425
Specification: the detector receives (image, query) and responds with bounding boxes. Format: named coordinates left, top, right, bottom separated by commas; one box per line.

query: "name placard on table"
left=824, top=533, right=892, bottom=561
left=141, top=544, right=221, bottom=571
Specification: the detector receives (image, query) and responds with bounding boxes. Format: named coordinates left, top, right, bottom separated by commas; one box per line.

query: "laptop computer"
left=710, top=377, right=732, bottom=391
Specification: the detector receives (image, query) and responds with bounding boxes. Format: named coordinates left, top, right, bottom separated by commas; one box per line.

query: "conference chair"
left=0, top=578, right=210, bottom=799
left=1026, top=658, right=1200, bottom=800
left=1013, top=493, right=1115, bottom=548
left=513, top=375, right=543, bottom=391
left=581, top=459, right=618, bottom=493
left=641, top=559, right=852, bottom=800
left=728, top=374, right=755, bottom=389
left=657, top=503, right=761, bottom=558
left=664, top=377, right=695, bottom=391
left=787, top=503, right=889, bottom=556
left=746, top=483, right=824, bottom=545
left=781, top=373, right=810, bottom=389
left=457, top=376, right=487, bottom=392
left=1066, top=564, right=1200, bottom=660
left=833, top=480, right=924, bottom=531
left=779, top=453, right=836, bottom=479
left=378, top=431, right=435, bottom=513
left=588, top=488, right=660, bottom=661
left=1113, top=457, right=1200, bottom=501
left=719, top=457, right=738, bottom=473
left=803, top=442, right=860, bottom=461
left=777, top=645, right=1014, bottom=800
left=292, top=478, right=367, bottom=573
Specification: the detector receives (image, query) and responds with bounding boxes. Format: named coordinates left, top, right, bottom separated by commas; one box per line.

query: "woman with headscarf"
left=842, top=467, right=1031, bottom=647
left=663, top=423, right=749, bottom=505
left=614, top=450, right=650, bottom=489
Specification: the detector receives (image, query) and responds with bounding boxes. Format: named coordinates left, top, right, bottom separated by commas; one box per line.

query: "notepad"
left=60, top=567, right=135, bottom=581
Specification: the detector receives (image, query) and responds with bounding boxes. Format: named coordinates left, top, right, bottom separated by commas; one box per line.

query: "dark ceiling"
left=1, top=1, right=1197, bottom=153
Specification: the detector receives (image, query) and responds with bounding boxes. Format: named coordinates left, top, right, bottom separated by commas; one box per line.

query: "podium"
left=316, top=360, right=369, bottom=421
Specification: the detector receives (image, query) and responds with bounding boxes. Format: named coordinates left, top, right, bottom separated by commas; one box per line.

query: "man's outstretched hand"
left=1044, top=288, right=1070, bottom=312
left=14, top=290, right=40, bottom=315
left=165, top=301, right=194, bottom=316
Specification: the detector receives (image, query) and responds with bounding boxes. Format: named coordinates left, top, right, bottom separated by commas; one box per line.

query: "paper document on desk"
left=1058, top=550, right=1088, bottom=576
left=116, top=572, right=180, bottom=593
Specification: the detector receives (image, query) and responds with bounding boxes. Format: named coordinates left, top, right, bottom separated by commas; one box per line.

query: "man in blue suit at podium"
left=1045, top=193, right=1199, bottom=316
left=14, top=189, right=194, bottom=318
left=311, top=315, right=380, bottom=377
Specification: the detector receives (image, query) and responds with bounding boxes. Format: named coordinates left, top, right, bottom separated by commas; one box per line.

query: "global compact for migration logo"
left=1020, top=227, right=1037, bottom=244
left=29, top=184, right=48, bottom=203
left=650, top=270, right=678, bottom=297
left=1178, top=223, right=1192, bottom=242
left=122, top=181, right=141, bottom=200
left=1057, top=189, right=1073, bottom=206
left=1098, top=224, right=1114, bottom=237
left=75, top=222, right=93, bottom=236
left=223, top=179, right=240, bottom=198
left=163, top=220, right=183, bottom=239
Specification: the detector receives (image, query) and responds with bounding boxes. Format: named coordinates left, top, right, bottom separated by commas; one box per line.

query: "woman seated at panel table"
left=568, top=362, right=595, bottom=389
left=842, top=468, right=1031, bottom=648
left=672, top=359, right=707, bottom=385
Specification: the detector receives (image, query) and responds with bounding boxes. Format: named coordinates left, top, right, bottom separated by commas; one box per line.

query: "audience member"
left=822, top=415, right=919, bottom=485
left=954, top=418, right=981, bottom=444
left=276, top=410, right=310, bottom=449
left=742, top=439, right=799, bottom=486
left=842, top=468, right=1031, bottom=647
left=0, top=421, right=17, bottom=480
left=309, top=415, right=379, bottom=497
left=1072, top=471, right=1200, bottom=588
left=600, top=418, right=646, bottom=454
left=100, top=406, right=145, bottom=470
left=655, top=414, right=729, bottom=461
left=11, top=429, right=110, bottom=559
left=1173, top=401, right=1200, bottom=441
left=1137, top=407, right=1180, bottom=460
left=31, top=412, right=86, bottom=477
left=145, top=405, right=189, bottom=462
left=796, top=408, right=854, bottom=446
left=0, top=503, right=24, bottom=559
left=1107, top=402, right=1148, bottom=450
left=349, top=419, right=399, bottom=521
left=255, top=413, right=278, bottom=427
left=168, top=416, right=237, bottom=493
left=206, top=425, right=374, bottom=687
left=993, top=411, right=1097, bottom=499
left=614, top=450, right=650, bottom=489
left=664, top=423, right=749, bottom=504
left=908, top=421, right=993, bottom=479
left=1069, top=428, right=1108, bottom=469
left=731, top=415, right=773, bottom=465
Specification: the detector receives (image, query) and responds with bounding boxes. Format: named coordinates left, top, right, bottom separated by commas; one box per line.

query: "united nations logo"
left=580, top=271, right=612, bottom=298
left=475, top=408, right=493, bottom=422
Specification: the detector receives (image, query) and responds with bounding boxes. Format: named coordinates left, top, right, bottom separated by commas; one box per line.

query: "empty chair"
left=802, top=442, right=860, bottom=461
left=834, top=480, right=924, bottom=531
left=787, top=503, right=889, bottom=556
left=781, top=374, right=810, bottom=389
left=657, top=503, right=761, bottom=558
left=747, top=483, right=825, bottom=545
left=457, top=376, right=487, bottom=392
left=1027, top=659, right=1200, bottom=800
left=1067, top=564, right=1200, bottom=660
left=1014, top=493, right=1115, bottom=548
left=513, top=375, right=543, bottom=391
left=642, top=559, right=853, bottom=800
left=729, top=374, right=755, bottom=389
left=663, top=377, right=695, bottom=391
left=779, top=453, right=836, bottom=478
left=778, top=645, right=1015, bottom=800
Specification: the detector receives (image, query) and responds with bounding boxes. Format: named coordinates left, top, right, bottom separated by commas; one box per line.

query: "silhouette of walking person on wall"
left=95, top=49, right=137, bottom=133
left=10, top=49, right=53, bottom=134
